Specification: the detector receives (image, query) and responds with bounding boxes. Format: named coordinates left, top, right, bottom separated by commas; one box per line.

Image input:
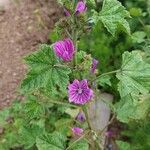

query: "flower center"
left=77, top=88, right=83, bottom=94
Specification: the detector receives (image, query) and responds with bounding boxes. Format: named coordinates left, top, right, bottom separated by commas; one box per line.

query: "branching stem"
left=66, top=130, right=90, bottom=150
left=42, top=98, right=80, bottom=109
left=91, top=69, right=120, bottom=82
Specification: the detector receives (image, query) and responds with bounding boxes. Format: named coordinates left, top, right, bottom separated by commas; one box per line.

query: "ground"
left=0, top=0, right=60, bottom=109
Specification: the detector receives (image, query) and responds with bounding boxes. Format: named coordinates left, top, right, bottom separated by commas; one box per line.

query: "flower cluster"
left=52, top=1, right=98, bottom=137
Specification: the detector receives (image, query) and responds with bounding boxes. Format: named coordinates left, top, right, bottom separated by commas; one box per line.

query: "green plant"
left=0, top=0, right=150, bottom=150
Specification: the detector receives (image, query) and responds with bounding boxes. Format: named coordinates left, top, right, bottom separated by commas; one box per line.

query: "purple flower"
left=72, top=127, right=83, bottom=136
left=64, top=8, right=71, bottom=17
left=75, top=1, right=87, bottom=14
left=68, top=79, right=93, bottom=105
left=91, top=59, right=98, bottom=74
left=53, top=38, right=75, bottom=61
left=76, top=112, right=85, bottom=122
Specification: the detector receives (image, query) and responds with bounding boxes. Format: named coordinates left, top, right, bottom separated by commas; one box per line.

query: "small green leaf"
left=19, top=125, right=44, bottom=149
left=116, top=140, right=131, bottom=150
left=76, top=51, right=93, bottom=78
left=93, top=0, right=131, bottom=36
left=131, top=31, right=146, bottom=43
left=20, top=44, right=71, bottom=95
left=24, top=96, right=45, bottom=120
left=65, top=108, right=80, bottom=118
left=68, top=139, right=89, bottom=150
left=97, top=75, right=111, bottom=87
left=36, top=132, right=67, bottom=150
left=55, top=118, right=72, bottom=136
left=129, top=7, right=142, bottom=17
left=0, top=108, right=10, bottom=127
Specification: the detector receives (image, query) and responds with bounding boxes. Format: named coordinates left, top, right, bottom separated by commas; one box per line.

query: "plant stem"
left=83, top=105, right=92, bottom=130
left=66, top=130, right=90, bottom=150
left=98, top=114, right=116, bottom=136
left=72, top=25, right=78, bottom=67
left=94, top=0, right=98, bottom=7
left=91, top=69, right=120, bottom=82
left=43, top=99, right=80, bottom=109
left=138, top=18, right=145, bottom=27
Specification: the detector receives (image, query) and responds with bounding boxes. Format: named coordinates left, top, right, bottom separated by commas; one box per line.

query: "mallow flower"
left=91, top=59, right=98, bottom=74
left=68, top=79, right=93, bottom=105
left=53, top=38, right=75, bottom=61
left=72, top=127, right=83, bottom=136
left=75, top=1, right=87, bottom=14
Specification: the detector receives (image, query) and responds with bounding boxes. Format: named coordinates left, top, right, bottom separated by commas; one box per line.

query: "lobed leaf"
left=24, top=96, right=45, bottom=121
left=36, top=132, right=67, bottom=150
left=19, top=125, right=44, bottom=149
left=20, top=44, right=71, bottom=95
left=116, top=140, right=131, bottom=150
left=93, top=0, right=131, bottom=36
left=68, top=139, right=89, bottom=150
left=116, top=51, right=150, bottom=123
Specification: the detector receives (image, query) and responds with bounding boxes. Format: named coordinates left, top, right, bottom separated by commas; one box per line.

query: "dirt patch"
left=0, top=0, right=61, bottom=109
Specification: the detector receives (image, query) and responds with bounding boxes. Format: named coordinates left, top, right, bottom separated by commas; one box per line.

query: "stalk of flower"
left=52, top=38, right=75, bottom=62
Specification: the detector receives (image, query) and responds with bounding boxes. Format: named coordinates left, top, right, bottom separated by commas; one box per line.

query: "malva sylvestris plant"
left=0, top=0, right=150, bottom=150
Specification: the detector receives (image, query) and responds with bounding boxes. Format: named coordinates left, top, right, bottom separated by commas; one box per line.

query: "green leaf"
left=19, top=125, right=44, bottom=149
left=69, top=139, right=89, bottom=150
left=94, top=0, right=130, bottom=36
left=49, top=26, right=62, bottom=43
left=0, top=108, right=10, bottom=127
left=20, top=44, right=71, bottom=95
left=97, top=75, right=112, bottom=87
left=87, top=0, right=95, bottom=5
left=65, top=108, right=80, bottom=118
left=116, top=51, right=150, bottom=97
left=76, top=51, right=93, bottom=78
left=0, top=132, right=20, bottom=150
left=116, top=140, right=131, bottom=150
left=36, top=132, right=67, bottom=150
left=131, top=31, right=146, bottom=43
left=115, top=94, right=150, bottom=123
left=129, top=7, right=142, bottom=17
left=115, top=51, right=150, bottom=123
left=55, top=118, right=72, bottom=136
left=24, top=96, right=45, bottom=120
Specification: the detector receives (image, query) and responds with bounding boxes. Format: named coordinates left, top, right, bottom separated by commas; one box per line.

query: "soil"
left=0, top=0, right=61, bottom=109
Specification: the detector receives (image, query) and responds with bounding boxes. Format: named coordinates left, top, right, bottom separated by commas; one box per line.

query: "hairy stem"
left=91, top=69, right=120, bottom=82
left=40, top=98, right=80, bottom=109
left=66, top=130, right=90, bottom=150
left=83, top=104, right=92, bottom=130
